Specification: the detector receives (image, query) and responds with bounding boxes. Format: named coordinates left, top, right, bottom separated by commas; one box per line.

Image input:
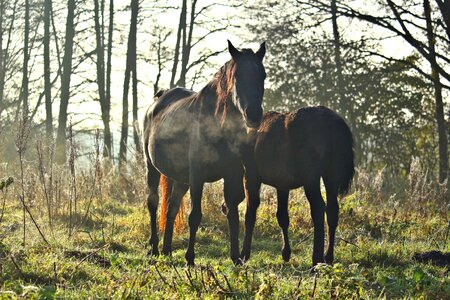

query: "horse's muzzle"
left=244, top=106, right=263, bottom=129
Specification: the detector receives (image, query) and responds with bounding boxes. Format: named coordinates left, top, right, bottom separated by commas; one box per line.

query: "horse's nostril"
left=245, top=106, right=263, bottom=122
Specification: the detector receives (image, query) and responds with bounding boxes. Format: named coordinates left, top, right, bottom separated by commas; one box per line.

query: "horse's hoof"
left=186, top=259, right=195, bottom=267
left=147, top=248, right=159, bottom=256
left=282, top=247, right=291, bottom=262
left=162, top=248, right=172, bottom=257
left=240, top=251, right=250, bottom=262
left=235, top=259, right=245, bottom=266
left=232, top=255, right=243, bottom=266
left=312, top=255, right=325, bottom=266
left=185, top=252, right=195, bottom=266
left=324, top=253, right=334, bottom=265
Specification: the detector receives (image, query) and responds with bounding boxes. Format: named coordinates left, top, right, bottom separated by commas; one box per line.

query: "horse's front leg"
left=224, top=168, right=245, bottom=265
left=185, top=175, right=204, bottom=266
left=240, top=174, right=261, bottom=262
left=276, top=189, right=291, bottom=262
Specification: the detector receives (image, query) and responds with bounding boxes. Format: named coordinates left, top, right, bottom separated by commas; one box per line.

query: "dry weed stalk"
left=36, top=138, right=55, bottom=228
left=355, top=167, right=385, bottom=203
left=408, top=157, right=448, bottom=214
left=14, top=115, right=49, bottom=245
left=82, top=129, right=102, bottom=224
left=15, top=114, right=31, bottom=245
left=0, top=177, right=14, bottom=224
left=68, top=120, right=77, bottom=236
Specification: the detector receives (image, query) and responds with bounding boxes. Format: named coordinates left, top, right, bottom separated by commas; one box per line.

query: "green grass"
left=0, top=181, right=449, bottom=299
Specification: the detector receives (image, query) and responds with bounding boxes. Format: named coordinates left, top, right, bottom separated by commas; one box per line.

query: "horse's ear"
left=256, top=42, right=266, bottom=61
left=228, top=40, right=241, bottom=60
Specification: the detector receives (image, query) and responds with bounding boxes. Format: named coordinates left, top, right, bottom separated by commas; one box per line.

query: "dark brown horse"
left=240, top=107, right=354, bottom=266
left=142, top=41, right=266, bottom=265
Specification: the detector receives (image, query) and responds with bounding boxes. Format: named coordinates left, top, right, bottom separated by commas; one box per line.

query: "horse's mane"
left=214, top=59, right=236, bottom=125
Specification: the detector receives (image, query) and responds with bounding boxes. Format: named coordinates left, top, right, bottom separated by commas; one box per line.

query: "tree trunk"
left=154, top=33, right=162, bottom=94
left=169, top=0, right=187, bottom=88
left=424, top=0, right=448, bottom=182
left=44, top=0, right=53, bottom=138
left=0, top=0, right=4, bottom=116
left=56, top=0, right=76, bottom=164
left=50, top=0, right=62, bottom=76
left=132, top=52, right=140, bottom=154
left=119, top=0, right=138, bottom=168
left=331, top=0, right=345, bottom=115
left=178, top=0, right=197, bottom=87
left=94, top=0, right=111, bottom=158
left=0, top=0, right=18, bottom=117
left=106, top=0, right=113, bottom=159
left=21, top=0, right=30, bottom=115
left=131, top=0, right=139, bottom=154
left=435, top=0, right=450, bottom=41
left=0, top=0, right=5, bottom=118
left=331, top=0, right=359, bottom=161
left=435, top=1, right=450, bottom=167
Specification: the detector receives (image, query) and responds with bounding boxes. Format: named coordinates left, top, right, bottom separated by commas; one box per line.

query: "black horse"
left=142, top=41, right=266, bottom=265
left=240, top=107, right=354, bottom=266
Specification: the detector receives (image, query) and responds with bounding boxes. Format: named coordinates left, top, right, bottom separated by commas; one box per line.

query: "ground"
left=0, top=176, right=449, bottom=299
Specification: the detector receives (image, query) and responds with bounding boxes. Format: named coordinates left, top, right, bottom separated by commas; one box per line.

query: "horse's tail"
left=158, top=175, right=186, bottom=232
left=331, top=117, right=355, bottom=196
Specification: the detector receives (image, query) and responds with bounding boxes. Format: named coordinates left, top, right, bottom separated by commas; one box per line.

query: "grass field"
left=0, top=159, right=449, bottom=299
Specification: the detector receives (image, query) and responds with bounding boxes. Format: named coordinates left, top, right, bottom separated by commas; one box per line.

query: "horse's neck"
left=195, top=79, right=246, bottom=150
left=196, top=80, right=220, bottom=117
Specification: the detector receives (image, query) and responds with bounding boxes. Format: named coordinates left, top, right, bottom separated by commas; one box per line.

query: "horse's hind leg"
left=146, top=162, right=161, bottom=256
left=323, top=178, right=339, bottom=264
left=162, top=181, right=189, bottom=255
left=185, top=178, right=204, bottom=266
left=276, top=189, right=291, bottom=262
left=304, top=180, right=326, bottom=266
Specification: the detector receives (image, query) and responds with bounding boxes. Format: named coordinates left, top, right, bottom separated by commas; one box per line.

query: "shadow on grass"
left=351, top=248, right=411, bottom=269
left=52, top=212, right=104, bottom=230
left=64, top=249, right=111, bottom=267
left=92, top=202, right=131, bottom=217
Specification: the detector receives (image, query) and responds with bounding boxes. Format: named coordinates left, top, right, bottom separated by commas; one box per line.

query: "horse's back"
left=255, top=106, right=350, bottom=190
left=143, top=88, right=195, bottom=137
left=150, top=87, right=196, bottom=118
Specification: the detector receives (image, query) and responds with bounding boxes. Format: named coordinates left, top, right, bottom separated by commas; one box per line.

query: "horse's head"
left=227, top=40, right=266, bottom=129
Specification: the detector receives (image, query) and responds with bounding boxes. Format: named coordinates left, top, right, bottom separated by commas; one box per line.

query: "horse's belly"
left=254, top=137, right=304, bottom=191
left=152, top=142, right=237, bottom=184
left=150, top=115, right=191, bottom=183
left=257, top=161, right=301, bottom=190
left=150, top=117, right=240, bottom=184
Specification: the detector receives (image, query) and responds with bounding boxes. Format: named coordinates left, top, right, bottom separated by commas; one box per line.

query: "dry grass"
left=0, top=129, right=448, bottom=298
